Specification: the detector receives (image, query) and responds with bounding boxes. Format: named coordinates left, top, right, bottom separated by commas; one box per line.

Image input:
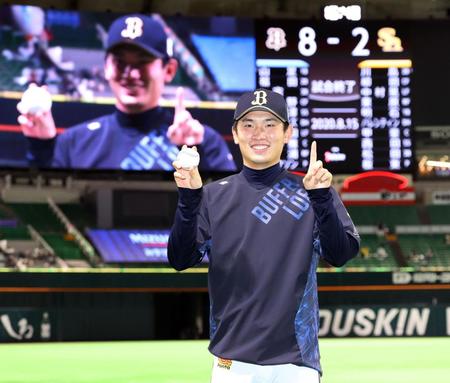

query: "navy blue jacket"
left=27, top=107, right=236, bottom=171
left=168, top=164, right=360, bottom=374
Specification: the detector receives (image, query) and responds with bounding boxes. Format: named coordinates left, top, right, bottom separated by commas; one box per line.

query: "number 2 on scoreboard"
left=297, top=26, right=371, bottom=57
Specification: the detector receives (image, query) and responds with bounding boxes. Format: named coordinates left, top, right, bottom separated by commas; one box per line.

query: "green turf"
left=0, top=338, right=448, bottom=383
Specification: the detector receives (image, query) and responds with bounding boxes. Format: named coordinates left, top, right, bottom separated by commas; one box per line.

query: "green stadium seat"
left=0, top=226, right=31, bottom=240
left=9, top=203, right=63, bottom=232
left=346, top=205, right=420, bottom=229
left=398, top=234, right=450, bottom=268
left=426, top=205, right=450, bottom=225
left=344, top=234, right=398, bottom=270
left=43, top=233, right=85, bottom=260
left=5, top=203, right=93, bottom=264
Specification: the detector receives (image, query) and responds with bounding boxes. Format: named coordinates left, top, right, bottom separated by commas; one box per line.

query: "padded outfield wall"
left=0, top=270, right=449, bottom=342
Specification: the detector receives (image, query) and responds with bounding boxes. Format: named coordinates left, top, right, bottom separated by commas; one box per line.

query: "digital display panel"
left=0, top=5, right=253, bottom=172
left=87, top=228, right=171, bottom=263
left=256, top=20, right=414, bottom=173
left=1, top=6, right=447, bottom=176
left=87, top=228, right=207, bottom=264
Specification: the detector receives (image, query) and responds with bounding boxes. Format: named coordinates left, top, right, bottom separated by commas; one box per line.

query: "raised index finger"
left=308, top=141, right=317, bottom=170
left=175, top=86, right=186, bottom=115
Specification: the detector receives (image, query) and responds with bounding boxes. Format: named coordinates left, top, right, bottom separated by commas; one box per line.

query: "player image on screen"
left=16, top=13, right=236, bottom=171
left=168, top=89, right=360, bottom=382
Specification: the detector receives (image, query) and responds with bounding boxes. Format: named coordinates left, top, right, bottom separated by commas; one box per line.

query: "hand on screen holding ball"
left=17, top=84, right=57, bottom=139
left=173, top=145, right=203, bottom=190
left=303, top=141, right=333, bottom=190
left=167, top=87, right=205, bottom=146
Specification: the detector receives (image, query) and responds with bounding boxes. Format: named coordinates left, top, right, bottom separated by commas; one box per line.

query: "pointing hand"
left=303, top=141, right=333, bottom=190
left=167, top=87, right=205, bottom=146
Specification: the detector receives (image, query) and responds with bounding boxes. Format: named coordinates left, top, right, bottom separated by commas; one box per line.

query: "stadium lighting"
left=426, top=160, right=450, bottom=168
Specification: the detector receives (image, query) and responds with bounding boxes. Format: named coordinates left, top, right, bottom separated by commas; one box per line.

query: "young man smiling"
left=18, top=14, right=235, bottom=171
left=168, top=89, right=360, bottom=383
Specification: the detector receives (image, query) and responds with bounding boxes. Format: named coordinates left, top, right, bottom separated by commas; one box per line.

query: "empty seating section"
left=1, top=199, right=448, bottom=270
left=3, top=203, right=87, bottom=262
left=0, top=226, right=30, bottom=240
left=9, top=204, right=61, bottom=232
left=0, top=203, right=30, bottom=239
left=43, top=233, right=84, bottom=260
left=426, top=205, right=450, bottom=225
left=343, top=204, right=449, bottom=269
left=346, top=205, right=420, bottom=228
left=345, top=234, right=398, bottom=269
left=398, top=234, right=450, bottom=267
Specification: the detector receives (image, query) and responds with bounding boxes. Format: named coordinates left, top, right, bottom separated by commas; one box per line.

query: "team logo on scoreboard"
left=121, top=17, right=144, bottom=39
left=377, top=27, right=403, bottom=52
left=265, top=27, right=287, bottom=51
left=251, top=90, right=268, bottom=106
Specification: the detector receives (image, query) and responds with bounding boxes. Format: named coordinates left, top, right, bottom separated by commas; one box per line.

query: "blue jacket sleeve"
left=26, top=131, right=71, bottom=168
left=51, top=131, right=72, bottom=168
left=199, top=126, right=236, bottom=172
left=26, top=137, right=56, bottom=167
left=307, top=187, right=360, bottom=267
left=168, top=187, right=211, bottom=271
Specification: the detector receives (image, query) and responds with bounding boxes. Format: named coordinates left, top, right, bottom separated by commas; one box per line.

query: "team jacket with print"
left=168, top=165, right=360, bottom=374
left=26, top=107, right=236, bottom=171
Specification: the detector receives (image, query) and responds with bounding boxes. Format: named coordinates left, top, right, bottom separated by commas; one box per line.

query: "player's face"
left=104, top=46, right=177, bottom=113
left=233, top=110, right=292, bottom=170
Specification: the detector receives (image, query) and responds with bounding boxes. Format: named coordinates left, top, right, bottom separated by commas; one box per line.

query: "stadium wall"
left=0, top=271, right=449, bottom=342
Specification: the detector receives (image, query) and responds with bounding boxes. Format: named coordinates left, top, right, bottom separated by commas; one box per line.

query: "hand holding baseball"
left=303, top=141, right=333, bottom=190
left=173, top=145, right=203, bottom=190
left=167, top=87, right=205, bottom=146
left=17, top=84, right=57, bottom=139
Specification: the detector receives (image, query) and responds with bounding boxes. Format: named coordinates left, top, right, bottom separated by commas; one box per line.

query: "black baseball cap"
left=106, top=14, right=171, bottom=59
left=234, top=89, right=289, bottom=123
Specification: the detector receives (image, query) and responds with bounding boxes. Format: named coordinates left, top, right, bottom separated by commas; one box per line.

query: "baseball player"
left=168, top=89, right=360, bottom=382
left=17, top=14, right=236, bottom=171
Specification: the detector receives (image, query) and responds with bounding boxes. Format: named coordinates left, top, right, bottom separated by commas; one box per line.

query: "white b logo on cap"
left=251, top=90, right=268, bottom=106
left=121, top=17, right=144, bottom=40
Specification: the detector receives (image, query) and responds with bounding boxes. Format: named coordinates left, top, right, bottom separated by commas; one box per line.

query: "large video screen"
left=0, top=5, right=254, bottom=172
left=3, top=6, right=448, bottom=176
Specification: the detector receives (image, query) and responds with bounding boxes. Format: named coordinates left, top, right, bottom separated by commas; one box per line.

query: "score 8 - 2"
left=297, top=26, right=403, bottom=57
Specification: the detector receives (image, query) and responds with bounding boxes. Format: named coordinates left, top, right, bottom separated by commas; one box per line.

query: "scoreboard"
left=256, top=21, right=413, bottom=173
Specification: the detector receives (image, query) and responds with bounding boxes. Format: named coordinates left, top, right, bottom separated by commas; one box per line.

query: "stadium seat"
left=346, top=205, right=420, bottom=229
left=426, top=205, right=450, bottom=225
left=398, top=234, right=450, bottom=268
left=344, top=234, right=398, bottom=270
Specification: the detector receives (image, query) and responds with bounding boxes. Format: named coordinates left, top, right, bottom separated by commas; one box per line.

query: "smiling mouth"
left=250, top=144, right=270, bottom=153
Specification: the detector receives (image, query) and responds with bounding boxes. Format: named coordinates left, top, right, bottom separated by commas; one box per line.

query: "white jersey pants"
left=211, top=356, right=320, bottom=383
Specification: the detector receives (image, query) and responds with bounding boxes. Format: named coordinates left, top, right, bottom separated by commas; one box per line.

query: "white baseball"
left=18, top=86, right=52, bottom=115
left=176, top=147, right=200, bottom=169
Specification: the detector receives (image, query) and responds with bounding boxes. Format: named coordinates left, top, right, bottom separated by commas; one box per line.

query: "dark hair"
left=232, top=120, right=290, bottom=131
left=105, top=46, right=172, bottom=65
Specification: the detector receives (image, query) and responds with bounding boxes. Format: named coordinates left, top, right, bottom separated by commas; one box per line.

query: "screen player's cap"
left=234, top=89, right=289, bottom=123
left=106, top=14, right=171, bottom=59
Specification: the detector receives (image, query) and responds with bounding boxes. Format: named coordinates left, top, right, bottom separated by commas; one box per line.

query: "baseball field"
left=0, top=337, right=448, bottom=382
